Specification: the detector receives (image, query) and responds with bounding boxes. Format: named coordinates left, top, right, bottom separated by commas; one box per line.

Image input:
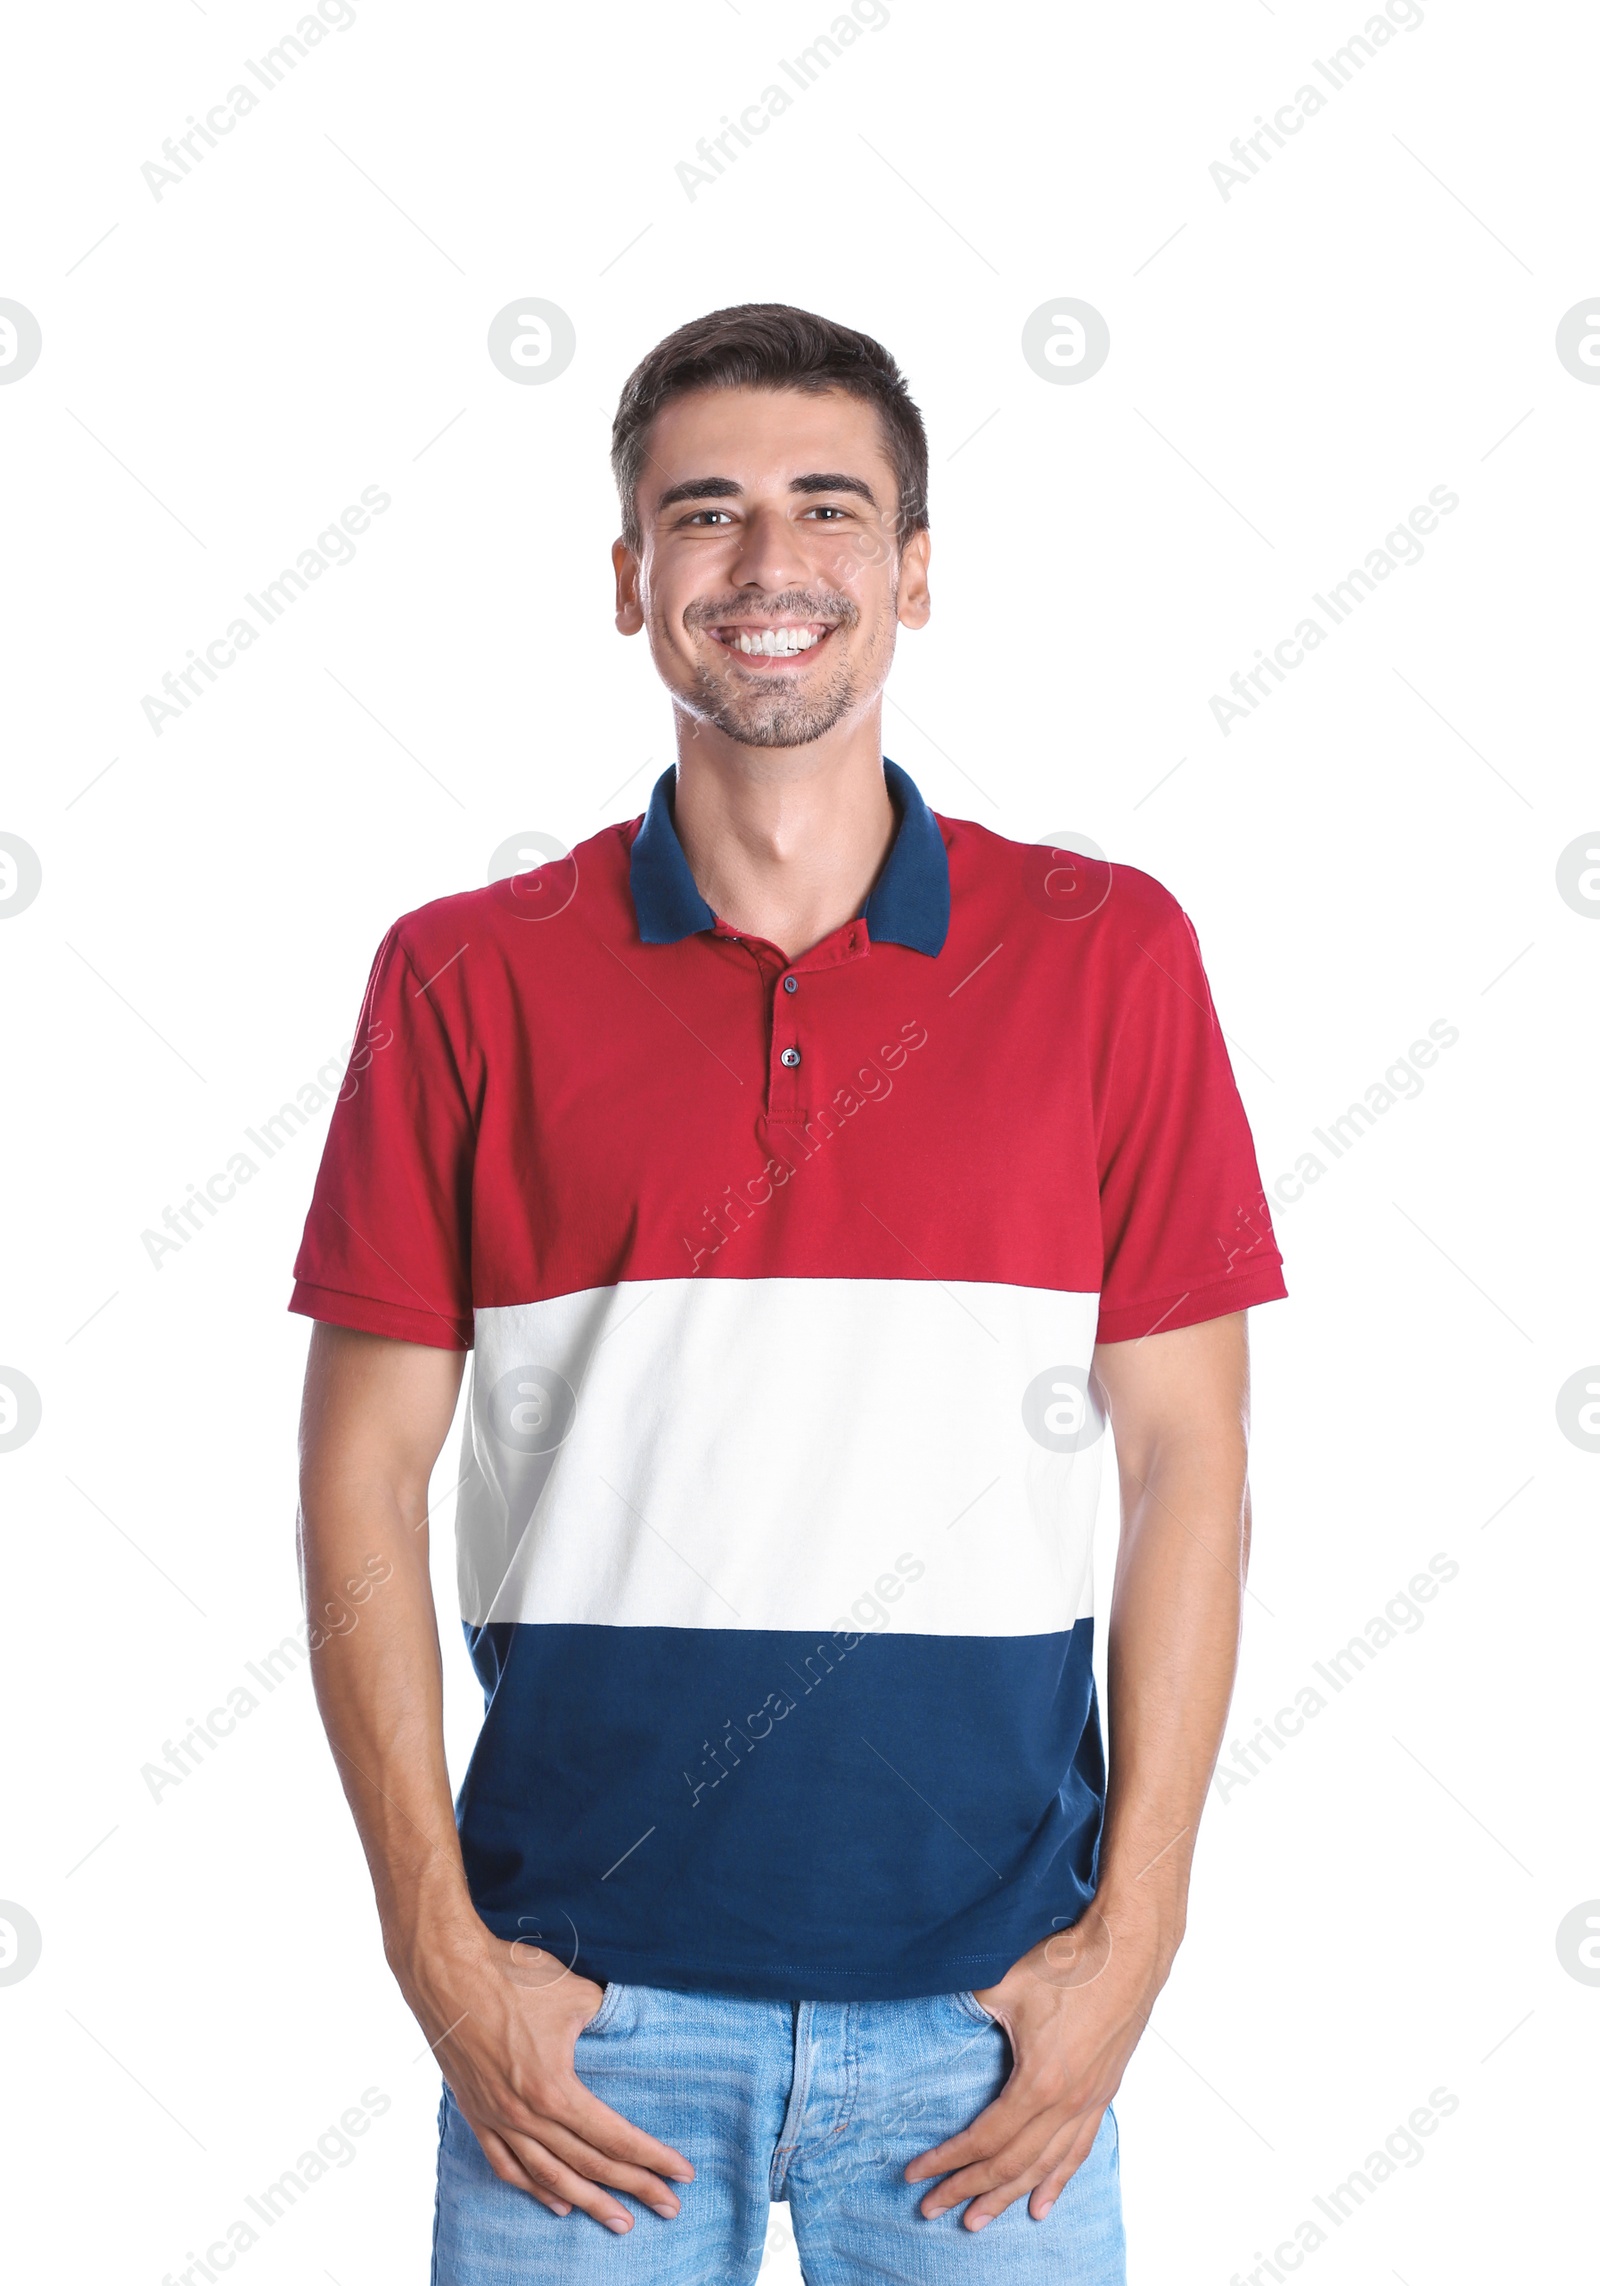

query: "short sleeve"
left=289, top=923, right=475, bottom=1349
left=1094, top=903, right=1286, bottom=1345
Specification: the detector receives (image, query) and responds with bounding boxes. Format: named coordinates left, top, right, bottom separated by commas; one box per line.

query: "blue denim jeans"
left=431, top=1981, right=1125, bottom=2284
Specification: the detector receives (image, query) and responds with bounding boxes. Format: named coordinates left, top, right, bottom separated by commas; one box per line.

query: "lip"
left=703, top=622, right=837, bottom=670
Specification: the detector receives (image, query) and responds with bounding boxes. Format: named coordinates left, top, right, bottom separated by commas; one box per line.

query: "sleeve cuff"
left=288, top=1280, right=472, bottom=1351
left=1095, top=1260, right=1288, bottom=1347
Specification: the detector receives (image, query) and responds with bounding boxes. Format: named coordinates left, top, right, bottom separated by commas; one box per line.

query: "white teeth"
left=732, top=626, right=821, bottom=655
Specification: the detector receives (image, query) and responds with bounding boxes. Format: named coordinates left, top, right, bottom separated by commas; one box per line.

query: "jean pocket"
left=951, top=1988, right=999, bottom=2027
left=579, top=1979, right=627, bottom=2037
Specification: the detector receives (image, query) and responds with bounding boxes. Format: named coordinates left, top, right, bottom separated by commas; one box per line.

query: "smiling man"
left=292, top=304, right=1286, bottom=2285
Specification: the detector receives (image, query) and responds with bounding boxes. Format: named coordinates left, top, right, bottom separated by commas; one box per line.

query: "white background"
left=2, top=1, right=1595, bottom=2280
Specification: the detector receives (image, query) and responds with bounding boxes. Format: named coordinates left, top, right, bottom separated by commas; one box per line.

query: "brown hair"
left=611, top=302, right=929, bottom=553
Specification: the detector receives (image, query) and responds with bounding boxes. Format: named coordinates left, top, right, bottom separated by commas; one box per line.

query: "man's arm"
left=905, top=1310, right=1253, bottom=2228
left=297, top=1322, right=693, bottom=2235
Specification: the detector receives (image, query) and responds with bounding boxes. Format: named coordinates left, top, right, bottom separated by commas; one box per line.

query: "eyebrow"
left=655, top=471, right=879, bottom=514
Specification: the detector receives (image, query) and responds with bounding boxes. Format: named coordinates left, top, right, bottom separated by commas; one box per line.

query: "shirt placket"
left=712, top=918, right=871, bottom=1123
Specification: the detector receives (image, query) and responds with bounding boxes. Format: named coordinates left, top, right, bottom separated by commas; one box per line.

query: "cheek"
left=833, top=531, right=898, bottom=588
left=647, top=587, right=702, bottom=652
left=643, top=613, right=709, bottom=691
left=856, top=591, right=902, bottom=655
left=825, top=557, right=899, bottom=640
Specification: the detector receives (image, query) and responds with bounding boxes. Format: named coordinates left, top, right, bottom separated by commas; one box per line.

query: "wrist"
left=1091, top=1876, right=1186, bottom=1974
left=380, top=1873, right=486, bottom=1994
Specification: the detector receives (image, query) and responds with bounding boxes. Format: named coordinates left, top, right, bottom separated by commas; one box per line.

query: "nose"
left=726, top=502, right=815, bottom=595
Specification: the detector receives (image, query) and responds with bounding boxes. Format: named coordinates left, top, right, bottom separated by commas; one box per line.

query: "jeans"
left=431, top=1981, right=1125, bottom=2284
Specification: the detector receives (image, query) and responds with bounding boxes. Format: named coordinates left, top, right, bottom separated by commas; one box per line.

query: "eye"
left=681, top=508, right=735, bottom=526
left=805, top=504, right=848, bottom=520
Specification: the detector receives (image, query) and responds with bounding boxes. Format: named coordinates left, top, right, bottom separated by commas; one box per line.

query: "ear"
left=612, top=536, right=644, bottom=635
left=895, top=526, right=931, bottom=631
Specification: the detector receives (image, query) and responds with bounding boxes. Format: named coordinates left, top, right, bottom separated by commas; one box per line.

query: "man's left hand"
left=904, top=1890, right=1174, bottom=2229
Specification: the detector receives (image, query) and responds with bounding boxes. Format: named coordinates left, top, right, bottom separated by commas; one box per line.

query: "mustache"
left=683, top=588, right=860, bottom=631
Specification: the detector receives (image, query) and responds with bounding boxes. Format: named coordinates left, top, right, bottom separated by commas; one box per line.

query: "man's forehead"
left=643, top=384, right=896, bottom=499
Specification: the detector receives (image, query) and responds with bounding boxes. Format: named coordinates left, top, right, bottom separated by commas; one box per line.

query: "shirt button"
left=783, top=976, right=798, bottom=993
left=780, top=1047, right=801, bottom=1068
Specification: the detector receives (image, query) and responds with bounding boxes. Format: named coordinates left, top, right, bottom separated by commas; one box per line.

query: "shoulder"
left=380, top=816, right=639, bottom=974
left=939, top=812, right=1195, bottom=953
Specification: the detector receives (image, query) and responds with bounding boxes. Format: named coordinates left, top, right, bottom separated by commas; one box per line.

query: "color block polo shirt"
left=290, top=761, right=1286, bottom=2001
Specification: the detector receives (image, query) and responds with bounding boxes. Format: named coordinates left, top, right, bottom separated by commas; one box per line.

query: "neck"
left=670, top=709, right=897, bottom=960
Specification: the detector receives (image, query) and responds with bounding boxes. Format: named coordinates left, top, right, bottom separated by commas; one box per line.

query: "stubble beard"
left=677, top=586, right=880, bottom=750
left=686, top=650, right=862, bottom=748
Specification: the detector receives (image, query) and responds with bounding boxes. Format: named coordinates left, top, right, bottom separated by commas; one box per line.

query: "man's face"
left=613, top=385, right=930, bottom=750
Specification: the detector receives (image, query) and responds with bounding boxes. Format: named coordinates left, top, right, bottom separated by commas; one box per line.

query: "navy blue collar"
left=628, top=760, right=950, bottom=957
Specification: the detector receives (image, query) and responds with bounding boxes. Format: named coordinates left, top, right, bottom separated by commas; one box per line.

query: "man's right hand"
left=297, top=1326, right=693, bottom=2234
left=395, top=1914, right=695, bottom=2233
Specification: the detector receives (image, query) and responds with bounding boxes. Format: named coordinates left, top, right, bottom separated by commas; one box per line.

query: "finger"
left=904, top=2127, right=996, bottom=2182
left=1029, top=2115, right=1104, bottom=2219
left=960, top=2167, right=1043, bottom=2230
left=903, top=2090, right=1033, bottom=2182
left=499, top=2129, right=639, bottom=2233
left=916, top=2115, right=1069, bottom=2218
left=530, top=2115, right=688, bottom=2217
left=474, top=2127, right=572, bottom=2217
left=954, top=2118, right=1101, bottom=2231
left=560, top=2083, right=695, bottom=2182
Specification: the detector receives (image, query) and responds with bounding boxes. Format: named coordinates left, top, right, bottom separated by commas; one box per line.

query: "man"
left=292, top=303, right=1286, bottom=2284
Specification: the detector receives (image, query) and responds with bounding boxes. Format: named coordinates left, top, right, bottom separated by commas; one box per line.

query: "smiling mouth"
left=705, top=621, right=836, bottom=664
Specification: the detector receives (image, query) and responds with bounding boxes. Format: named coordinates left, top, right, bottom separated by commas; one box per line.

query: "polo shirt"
left=290, top=760, right=1286, bottom=2001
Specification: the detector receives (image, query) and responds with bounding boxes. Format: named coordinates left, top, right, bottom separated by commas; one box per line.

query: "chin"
left=718, top=711, right=847, bottom=750
left=693, top=668, right=860, bottom=750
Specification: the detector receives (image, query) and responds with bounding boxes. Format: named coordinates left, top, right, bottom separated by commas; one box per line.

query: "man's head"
left=610, top=304, right=931, bottom=750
